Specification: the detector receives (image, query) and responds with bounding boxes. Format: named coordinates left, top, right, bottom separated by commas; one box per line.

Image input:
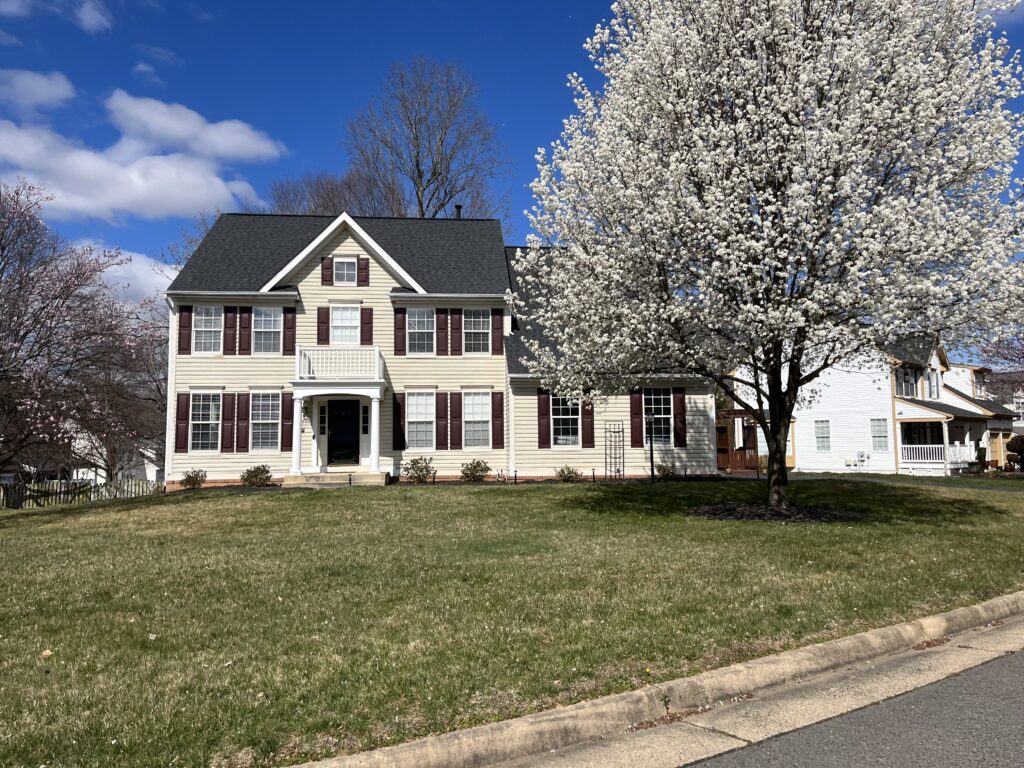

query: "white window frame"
left=926, top=370, right=940, bottom=400
left=406, top=391, right=435, bottom=451
left=1015, top=396, right=1024, bottom=422
left=550, top=395, right=581, bottom=449
left=330, top=305, right=360, bottom=345
left=643, top=387, right=673, bottom=447
left=252, top=306, right=283, bottom=355
left=462, top=308, right=490, bottom=355
left=250, top=393, right=281, bottom=451
left=333, top=257, right=357, bottom=285
left=189, top=392, right=221, bottom=453
left=407, top=308, right=435, bottom=355
left=191, top=305, right=223, bottom=355
left=870, top=418, right=889, bottom=451
left=463, top=391, right=491, bottom=448
left=814, top=420, right=831, bottom=452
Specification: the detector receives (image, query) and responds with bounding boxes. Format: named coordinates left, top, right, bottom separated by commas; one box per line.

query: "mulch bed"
left=688, top=503, right=860, bottom=523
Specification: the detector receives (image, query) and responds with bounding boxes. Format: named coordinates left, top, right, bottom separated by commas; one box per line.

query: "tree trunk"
left=762, top=366, right=796, bottom=516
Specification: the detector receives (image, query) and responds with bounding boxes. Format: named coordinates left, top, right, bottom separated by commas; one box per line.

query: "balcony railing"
left=901, top=444, right=976, bottom=464
left=296, top=345, right=383, bottom=380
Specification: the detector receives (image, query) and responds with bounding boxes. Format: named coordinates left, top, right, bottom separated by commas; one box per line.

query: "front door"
left=327, top=400, right=360, bottom=465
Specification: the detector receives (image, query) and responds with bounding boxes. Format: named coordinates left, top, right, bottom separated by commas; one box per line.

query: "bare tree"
left=345, top=57, right=508, bottom=219
left=266, top=169, right=396, bottom=216
left=981, top=332, right=1024, bottom=400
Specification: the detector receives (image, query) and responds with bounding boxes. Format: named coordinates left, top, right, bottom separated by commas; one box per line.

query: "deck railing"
left=901, top=444, right=977, bottom=464
left=296, top=345, right=383, bottom=380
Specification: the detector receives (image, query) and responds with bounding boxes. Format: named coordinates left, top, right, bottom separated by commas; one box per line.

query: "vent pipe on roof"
left=454, top=204, right=462, bottom=219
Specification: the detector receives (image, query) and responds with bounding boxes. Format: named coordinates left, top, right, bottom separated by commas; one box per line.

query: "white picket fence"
left=0, top=478, right=160, bottom=510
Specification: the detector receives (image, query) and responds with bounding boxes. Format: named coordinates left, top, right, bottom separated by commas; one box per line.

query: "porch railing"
left=901, top=444, right=977, bottom=464
left=296, top=345, right=383, bottom=380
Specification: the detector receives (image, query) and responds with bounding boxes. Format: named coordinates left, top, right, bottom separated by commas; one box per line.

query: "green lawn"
left=2, top=478, right=1023, bottom=768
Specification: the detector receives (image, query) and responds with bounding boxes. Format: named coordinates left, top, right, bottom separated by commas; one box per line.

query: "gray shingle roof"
left=944, top=386, right=1017, bottom=418
left=880, top=336, right=937, bottom=367
left=896, top=397, right=989, bottom=420
left=167, top=213, right=511, bottom=295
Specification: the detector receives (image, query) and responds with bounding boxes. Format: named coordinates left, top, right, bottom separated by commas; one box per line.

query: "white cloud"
left=0, top=28, right=20, bottom=45
left=132, top=61, right=162, bottom=84
left=105, top=89, right=285, bottom=162
left=0, top=0, right=31, bottom=18
left=0, top=69, right=74, bottom=118
left=135, top=44, right=180, bottom=65
left=97, top=246, right=177, bottom=302
left=73, top=0, right=111, bottom=32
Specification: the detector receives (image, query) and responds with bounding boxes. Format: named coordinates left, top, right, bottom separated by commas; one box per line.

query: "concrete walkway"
left=497, top=615, right=1024, bottom=767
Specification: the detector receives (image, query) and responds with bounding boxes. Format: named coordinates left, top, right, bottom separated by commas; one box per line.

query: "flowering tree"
left=514, top=0, right=1024, bottom=513
left=0, top=181, right=156, bottom=476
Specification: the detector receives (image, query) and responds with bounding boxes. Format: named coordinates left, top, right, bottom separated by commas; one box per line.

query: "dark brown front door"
left=327, top=400, right=360, bottom=465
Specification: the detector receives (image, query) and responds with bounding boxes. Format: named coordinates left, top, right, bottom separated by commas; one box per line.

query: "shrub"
left=402, top=456, right=435, bottom=483
left=554, top=465, right=582, bottom=483
left=460, top=459, right=490, bottom=482
left=656, top=462, right=678, bottom=479
left=180, top=469, right=206, bottom=490
left=240, top=465, right=273, bottom=487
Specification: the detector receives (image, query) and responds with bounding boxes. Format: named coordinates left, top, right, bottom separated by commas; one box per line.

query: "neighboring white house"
left=763, top=337, right=1016, bottom=476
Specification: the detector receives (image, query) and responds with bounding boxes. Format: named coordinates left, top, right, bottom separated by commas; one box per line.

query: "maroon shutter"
left=221, top=393, right=236, bottom=452
left=491, top=392, right=505, bottom=449
left=360, top=307, right=373, bottom=346
left=392, top=393, right=406, bottom=450
left=582, top=398, right=595, bottom=449
left=321, top=257, right=333, bottom=285
left=629, top=391, right=643, bottom=448
left=237, top=307, right=252, bottom=355
left=672, top=387, right=687, bottom=447
left=491, top=308, right=504, bottom=355
left=357, top=256, right=369, bottom=286
left=223, top=307, right=237, bottom=355
left=283, top=307, right=296, bottom=356
left=450, top=309, right=463, bottom=356
left=281, top=392, right=294, bottom=451
left=436, top=392, right=448, bottom=450
left=177, top=305, right=192, bottom=355
left=174, top=393, right=190, bottom=453
left=317, top=307, right=330, bottom=346
left=450, top=392, right=463, bottom=450
left=236, top=393, right=250, bottom=453
left=394, top=307, right=406, bottom=356
left=537, top=390, right=551, bottom=449
left=437, top=309, right=449, bottom=356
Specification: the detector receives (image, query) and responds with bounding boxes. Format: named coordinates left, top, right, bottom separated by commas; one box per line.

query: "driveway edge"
left=294, top=589, right=1024, bottom=768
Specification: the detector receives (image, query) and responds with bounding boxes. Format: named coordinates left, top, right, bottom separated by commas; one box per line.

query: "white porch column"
left=290, top=395, right=303, bottom=475
left=369, top=396, right=381, bottom=473
left=941, top=419, right=950, bottom=476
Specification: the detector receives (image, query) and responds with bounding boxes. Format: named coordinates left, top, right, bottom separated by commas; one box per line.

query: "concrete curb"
left=294, top=589, right=1024, bottom=768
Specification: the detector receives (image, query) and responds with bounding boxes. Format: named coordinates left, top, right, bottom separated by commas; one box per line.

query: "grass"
left=2, top=478, right=1023, bottom=768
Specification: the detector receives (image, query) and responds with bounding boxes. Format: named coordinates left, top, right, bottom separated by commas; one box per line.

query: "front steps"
left=282, top=471, right=390, bottom=488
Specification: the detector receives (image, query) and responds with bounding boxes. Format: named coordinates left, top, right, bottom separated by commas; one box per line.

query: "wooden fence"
left=0, top=478, right=160, bottom=510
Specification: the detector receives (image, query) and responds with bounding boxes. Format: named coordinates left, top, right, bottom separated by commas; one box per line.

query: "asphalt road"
left=691, top=651, right=1024, bottom=768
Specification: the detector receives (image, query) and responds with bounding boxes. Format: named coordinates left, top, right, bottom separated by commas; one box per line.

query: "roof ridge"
left=219, top=212, right=500, bottom=222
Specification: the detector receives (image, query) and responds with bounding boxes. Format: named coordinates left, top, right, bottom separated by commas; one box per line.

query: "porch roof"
left=944, top=386, right=1017, bottom=419
left=896, top=397, right=988, bottom=421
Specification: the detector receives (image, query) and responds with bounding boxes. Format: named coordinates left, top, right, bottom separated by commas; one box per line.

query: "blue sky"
left=1, top=0, right=1024, bottom=299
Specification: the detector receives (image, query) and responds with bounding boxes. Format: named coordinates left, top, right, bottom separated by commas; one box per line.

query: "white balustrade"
left=296, top=345, right=382, bottom=380
left=901, top=444, right=977, bottom=464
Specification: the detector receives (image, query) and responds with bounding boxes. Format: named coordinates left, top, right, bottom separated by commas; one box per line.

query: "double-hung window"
left=331, top=306, right=360, bottom=344
left=190, top=393, right=221, bottom=451
left=408, top=309, right=435, bottom=354
left=192, top=306, right=223, bottom=353
left=464, top=392, right=491, bottom=447
left=406, top=392, right=435, bottom=449
left=895, top=367, right=919, bottom=398
left=251, top=393, right=280, bottom=450
left=334, top=258, right=356, bottom=284
left=252, top=307, right=282, bottom=353
left=643, top=388, right=672, bottom=446
left=926, top=370, right=940, bottom=399
left=870, top=418, right=889, bottom=451
left=1015, top=397, right=1024, bottom=422
left=551, top=396, right=580, bottom=447
left=815, top=420, right=831, bottom=452
left=463, top=309, right=490, bottom=353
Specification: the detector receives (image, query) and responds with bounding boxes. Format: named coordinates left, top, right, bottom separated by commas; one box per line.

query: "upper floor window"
left=252, top=307, right=282, bottom=353
left=895, top=367, right=919, bottom=398
left=331, top=306, right=359, bottom=345
left=408, top=309, right=435, bottom=354
left=406, top=392, right=435, bottom=449
left=250, top=393, right=280, bottom=451
left=814, top=420, right=831, bottom=452
left=190, top=393, right=221, bottom=451
left=334, top=258, right=357, bottom=284
left=192, top=306, right=223, bottom=353
left=463, top=392, right=491, bottom=447
left=463, top=309, right=490, bottom=354
left=926, top=370, right=940, bottom=399
left=1015, top=397, right=1024, bottom=422
left=551, top=396, right=580, bottom=447
left=643, top=387, right=672, bottom=446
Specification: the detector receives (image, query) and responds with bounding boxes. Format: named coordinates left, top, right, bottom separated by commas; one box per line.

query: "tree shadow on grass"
left=0, top=489, right=215, bottom=530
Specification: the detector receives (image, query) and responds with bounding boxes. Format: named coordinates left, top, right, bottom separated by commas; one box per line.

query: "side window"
left=642, top=388, right=672, bottom=446
left=814, top=420, right=831, bottom=452
left=252, top=307, right=282, bottom=353
left=870, top=418, right=888, bottom=451
left=192, top=306, right=223, bottom=353
left=551, top=396, right=580, bottom=447
left=463, top=309, right=490, bottom=353
left=408, top=309, right=435, bottom=354
left=463, top=392, right=490, bottom=447
left=190, top=393, right=221, bottom=451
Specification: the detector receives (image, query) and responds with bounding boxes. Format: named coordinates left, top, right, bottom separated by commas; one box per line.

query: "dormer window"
left=895, top=367, right=919, bottom=398
left=333, top=257, right=357, bottom=284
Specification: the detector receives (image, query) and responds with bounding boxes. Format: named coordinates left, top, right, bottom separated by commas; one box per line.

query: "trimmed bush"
left=240, top=465, right=273, bottom=487
left=403, top=456, right=435, bottom=483
left=460, top=459, right=490, bottom=482
left=180, top=469, right=206, bottom=490
left=554, top=465, right=582, bottom=483
left=656, top=462, right=678, bottom=479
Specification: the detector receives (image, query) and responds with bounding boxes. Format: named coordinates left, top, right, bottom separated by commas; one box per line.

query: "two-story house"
left=776, top=336, right=1016, bottom=476
left=163, top=213, right=716, bottom=488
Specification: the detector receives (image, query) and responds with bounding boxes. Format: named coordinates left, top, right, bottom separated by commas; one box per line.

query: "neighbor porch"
left=898, top=419, right=984, bottom=476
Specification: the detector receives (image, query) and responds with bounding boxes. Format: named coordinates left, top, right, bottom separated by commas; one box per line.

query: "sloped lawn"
left=2, top=478, right=1023, bottom=767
